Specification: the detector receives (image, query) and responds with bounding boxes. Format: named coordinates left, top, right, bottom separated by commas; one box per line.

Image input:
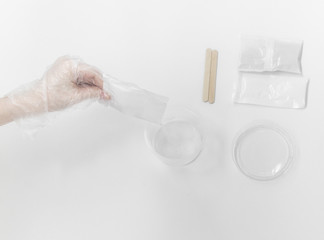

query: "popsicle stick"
left=208, top=50, right=218, bottom=104
left=203, top=48, right=212, bottom=102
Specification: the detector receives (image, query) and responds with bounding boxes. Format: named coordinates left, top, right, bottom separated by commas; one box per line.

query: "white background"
left=0, top=0, right=323, bottom=239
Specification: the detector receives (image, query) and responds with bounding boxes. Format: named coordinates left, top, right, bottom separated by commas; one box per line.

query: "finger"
left=78, top=86, right=110, bottom=101
left=76, top=64, right=104, bottom=89
left=79, top=70, right=103, bottom=89
left=101, top=91, right=111, bottom=100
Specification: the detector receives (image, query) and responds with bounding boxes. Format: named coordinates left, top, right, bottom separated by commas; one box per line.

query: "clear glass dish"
left=233, top=122, right=294, bottom=181
left=145, top=106, right=204, bottom=167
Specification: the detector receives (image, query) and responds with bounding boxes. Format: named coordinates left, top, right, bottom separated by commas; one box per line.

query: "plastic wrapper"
left=5, top=56, right=168, bottom=136
left=233, top=73, right=309, bottom=109
left=101, top=74, right=168, bottom=124
left=238, top=35, right=303, bottom=74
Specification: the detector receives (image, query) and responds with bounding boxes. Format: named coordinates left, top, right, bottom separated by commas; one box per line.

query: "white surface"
left=0, top=0, right=324, bottom=239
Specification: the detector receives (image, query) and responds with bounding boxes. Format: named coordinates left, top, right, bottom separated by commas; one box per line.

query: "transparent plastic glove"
left=5, top=55, right=168, bottom=136
left=7, top=56, right=110, bottom=120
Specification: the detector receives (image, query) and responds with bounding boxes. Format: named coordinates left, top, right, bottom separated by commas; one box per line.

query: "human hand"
left=45, top=56, right=110, bottom=111
left=6, top=56, right=110, bottom=119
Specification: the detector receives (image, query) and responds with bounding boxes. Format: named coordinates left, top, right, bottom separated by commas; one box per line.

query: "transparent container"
left=145, top=106, right=204, bottom=167
left=233, top=121, right=294, bottom=181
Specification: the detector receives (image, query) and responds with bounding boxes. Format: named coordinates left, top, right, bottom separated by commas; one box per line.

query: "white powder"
left=153, top=121, right=202, bottom=162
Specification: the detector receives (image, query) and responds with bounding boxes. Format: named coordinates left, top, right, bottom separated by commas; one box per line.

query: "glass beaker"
left=145, top=106, right=204, bottom=167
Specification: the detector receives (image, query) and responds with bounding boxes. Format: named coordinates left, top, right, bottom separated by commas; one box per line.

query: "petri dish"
left=233, top=122, right=294, bottom=181
left=145, top=106, right=204, bottom=166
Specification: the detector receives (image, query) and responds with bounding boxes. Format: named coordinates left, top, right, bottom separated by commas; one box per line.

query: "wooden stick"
left=208, top=50, right=218, bottom=104
left=203, top=48, right=212, bottom=102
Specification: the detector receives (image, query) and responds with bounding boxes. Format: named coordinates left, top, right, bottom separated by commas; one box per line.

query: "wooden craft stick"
left=203, top=48, right=212, bottom=102
left=208, top=50, right=218, bottom=104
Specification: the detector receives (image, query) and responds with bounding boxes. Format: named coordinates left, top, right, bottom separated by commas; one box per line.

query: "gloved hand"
left=7, top=56, right=110, bottom=120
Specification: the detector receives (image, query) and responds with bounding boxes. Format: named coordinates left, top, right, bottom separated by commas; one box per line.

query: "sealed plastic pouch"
left=233, top=73, right=309, bottom=109
left=239, top=35, right=303, bottom=74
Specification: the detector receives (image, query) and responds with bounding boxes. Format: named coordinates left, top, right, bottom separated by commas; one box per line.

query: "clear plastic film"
left=238, top=35, right=303, bottom=74
left=5, top=56, right=168, bottom=136
left=101, top=74, right=168, bottom=124
left=233, top=73, right=309, bottom=109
